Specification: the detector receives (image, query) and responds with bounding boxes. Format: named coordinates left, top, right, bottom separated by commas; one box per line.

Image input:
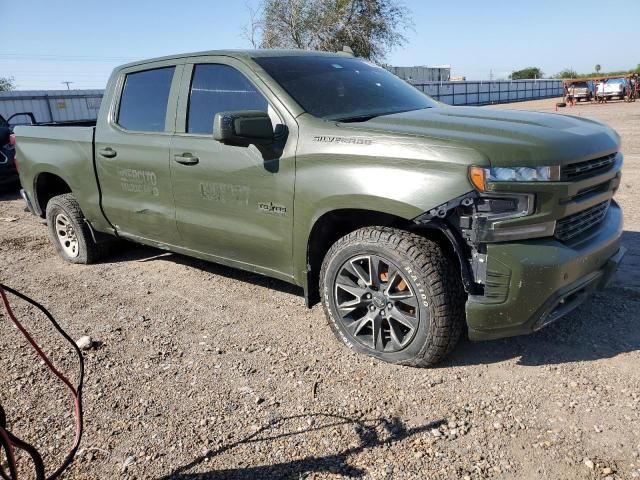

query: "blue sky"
left=2, top=0, right=638, bottom=90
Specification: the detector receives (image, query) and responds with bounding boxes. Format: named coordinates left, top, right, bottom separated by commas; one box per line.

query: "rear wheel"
left=320, top=227, right=465, bottom=367
left=46, top=193, right=109, bottom=264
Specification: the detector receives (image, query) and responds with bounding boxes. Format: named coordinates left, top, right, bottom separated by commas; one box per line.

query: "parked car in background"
left=567, top=81, right=593, bottom=101
left=596, top=77, right=628, bottom=101
left=0, top=114, right=19, bottom=189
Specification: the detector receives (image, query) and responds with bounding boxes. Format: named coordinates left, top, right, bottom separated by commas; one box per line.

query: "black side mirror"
left=213, top=110, right=274, bottom=146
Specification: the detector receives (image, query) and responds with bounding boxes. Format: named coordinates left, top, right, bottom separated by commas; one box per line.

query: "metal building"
left=0, top=89, right=104, bottom=123
left=386, top=65, right=451, bottom=83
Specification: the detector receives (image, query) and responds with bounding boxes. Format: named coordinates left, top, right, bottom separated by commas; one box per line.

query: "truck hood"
left=338, top=106, right=620, bottom=167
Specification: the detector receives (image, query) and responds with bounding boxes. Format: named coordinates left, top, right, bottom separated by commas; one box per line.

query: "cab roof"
left=118, top=49, right=351, bottom=69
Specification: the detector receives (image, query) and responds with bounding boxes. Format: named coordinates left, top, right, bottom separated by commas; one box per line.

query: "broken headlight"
left=463, top=193, right=555, bottom=242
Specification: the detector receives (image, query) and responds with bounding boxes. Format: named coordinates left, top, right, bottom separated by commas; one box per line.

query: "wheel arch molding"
left=299, top=204, right=475, bottom=308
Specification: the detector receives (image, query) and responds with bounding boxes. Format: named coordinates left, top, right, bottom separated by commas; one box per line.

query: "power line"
left=0, top=53, right=138, bottom=61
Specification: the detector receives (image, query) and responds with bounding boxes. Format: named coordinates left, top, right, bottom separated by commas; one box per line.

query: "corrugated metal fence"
left=415, top=79, right=563, bottom=106
left=0, top=89, right=104, bottom=123
left=0, top=80, right=563, bottom=123
left=387, top=66, right=451, bottom=83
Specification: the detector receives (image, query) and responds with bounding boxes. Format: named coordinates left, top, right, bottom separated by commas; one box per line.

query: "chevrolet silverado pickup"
left=14, top=50, right=625, bottom=366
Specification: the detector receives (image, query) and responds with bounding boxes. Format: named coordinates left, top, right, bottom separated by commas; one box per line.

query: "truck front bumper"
left=466, top=202, right=624, bottom=340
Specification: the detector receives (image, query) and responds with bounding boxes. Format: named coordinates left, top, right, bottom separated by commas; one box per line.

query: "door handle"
left=98, top=147, right=117, bottom=159
left=174, top=153, right=199, bottom=165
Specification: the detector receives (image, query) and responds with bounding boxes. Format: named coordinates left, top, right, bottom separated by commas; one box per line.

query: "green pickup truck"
left=15, top=49, right=625, bottom=366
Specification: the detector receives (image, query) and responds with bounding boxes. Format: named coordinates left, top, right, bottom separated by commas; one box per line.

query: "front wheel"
left=320, top=227, right=465, bottom=367
left=46, top=193, right=108, bottom=264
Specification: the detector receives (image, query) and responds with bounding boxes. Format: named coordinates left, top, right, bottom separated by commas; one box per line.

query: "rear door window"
left=117, top=67, right=175, bottom=132
left=187, top=64, right=268, bottom=135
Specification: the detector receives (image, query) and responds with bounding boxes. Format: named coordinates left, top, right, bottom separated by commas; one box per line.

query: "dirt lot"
left=1, top=98, right=639, bottom=480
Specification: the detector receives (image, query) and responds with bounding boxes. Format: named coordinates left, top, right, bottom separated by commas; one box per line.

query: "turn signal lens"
left=468, top=166, right=486, bottom=192
left=469, top=165, right=560, bottom=191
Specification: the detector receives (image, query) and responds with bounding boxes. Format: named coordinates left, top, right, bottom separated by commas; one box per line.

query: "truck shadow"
left=157, top=413, right=444, bottom=479
left=109, top=242, right=304, bottom=298
left=108, top=231, right=640, bottom=368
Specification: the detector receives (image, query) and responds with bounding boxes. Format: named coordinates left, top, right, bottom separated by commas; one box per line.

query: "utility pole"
left=62, top=81, right=73, bottom=90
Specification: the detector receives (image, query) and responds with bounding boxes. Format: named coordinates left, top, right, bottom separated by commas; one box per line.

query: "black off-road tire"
left=320, top=226, right=465, bottom=367
left=45, top=193, right=109, bottom=264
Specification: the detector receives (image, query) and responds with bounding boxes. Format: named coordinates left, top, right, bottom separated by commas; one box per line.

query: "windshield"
left=254, top=55, right=437, bottom=121
left=607, top=78, right=625, bottom=84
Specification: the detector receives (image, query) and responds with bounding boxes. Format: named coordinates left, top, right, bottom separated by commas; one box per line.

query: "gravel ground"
left=1, top=97, right=639, bottom=480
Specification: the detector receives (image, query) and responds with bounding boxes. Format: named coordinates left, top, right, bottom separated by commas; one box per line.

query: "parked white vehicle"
left=596, top=78, right=628, bottom=100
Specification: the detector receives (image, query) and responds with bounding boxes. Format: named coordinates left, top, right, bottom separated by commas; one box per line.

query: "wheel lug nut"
left=369, top=305, right=375, bottom=311
left=365, top=293, right=372, bottom=299
left=387, top=303, right=393, bottom=309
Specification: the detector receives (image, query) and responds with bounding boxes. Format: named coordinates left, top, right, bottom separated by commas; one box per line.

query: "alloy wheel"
left=333, top=254, right=422, bottom=352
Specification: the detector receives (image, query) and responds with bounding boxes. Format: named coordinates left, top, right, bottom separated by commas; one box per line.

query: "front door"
left=169, top=59, right=296, bottom=278
left=95, top=61, right=182, bottom=244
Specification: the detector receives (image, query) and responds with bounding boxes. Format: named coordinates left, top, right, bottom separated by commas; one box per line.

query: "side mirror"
left=213, top=110, right=274, bottom=146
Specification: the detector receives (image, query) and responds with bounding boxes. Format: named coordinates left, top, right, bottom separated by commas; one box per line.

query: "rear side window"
left=187, top=64, right=268, bottom=134
left=117, top=67, right=175, bottom=132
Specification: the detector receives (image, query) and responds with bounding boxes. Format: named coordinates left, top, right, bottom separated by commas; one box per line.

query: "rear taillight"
left=10, top=134, right=18, bottom=170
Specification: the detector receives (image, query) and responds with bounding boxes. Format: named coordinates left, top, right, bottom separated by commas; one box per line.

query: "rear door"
left=95, top=60, right=183, bottom=244
left=169, top=56, right=298, bottom=278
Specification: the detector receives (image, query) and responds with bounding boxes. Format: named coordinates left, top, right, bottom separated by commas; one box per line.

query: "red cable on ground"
left=0, top=284, right=84, bottom=480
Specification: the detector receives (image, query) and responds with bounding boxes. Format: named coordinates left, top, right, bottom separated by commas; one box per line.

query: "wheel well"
left=34, top=173, right=71, bottom=217
left=305, top=209, right=471, bottom=307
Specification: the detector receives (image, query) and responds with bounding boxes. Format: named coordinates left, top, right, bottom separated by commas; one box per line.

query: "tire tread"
left=46, top=193, right=109, bottom=264
left=320, top=226, right=465, bottom=367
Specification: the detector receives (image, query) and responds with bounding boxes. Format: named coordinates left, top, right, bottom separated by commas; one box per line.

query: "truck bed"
left=13, top=124, right=106, bottom=226
left=34, top=120, right=97, bottom=127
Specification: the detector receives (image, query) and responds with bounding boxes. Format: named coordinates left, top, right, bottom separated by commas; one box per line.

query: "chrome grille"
left=563, top=153, right=616, bottom=180
left=555, top=201, right=610, bottom=241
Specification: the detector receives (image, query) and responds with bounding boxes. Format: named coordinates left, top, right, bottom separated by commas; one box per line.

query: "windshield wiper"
left=333, top=107, right=431, bottom=123
left=335, top=114, right=380, bottom=123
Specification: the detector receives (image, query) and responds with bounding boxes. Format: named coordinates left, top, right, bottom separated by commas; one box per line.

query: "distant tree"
left=595, top=64, right=601, bottom=74
left=246, top=0, right=412, bottom=61
left=0, top=76, right=15, bottom=92
left=554, top=68, right=578, bottom=79
left=635, top=64, right=640, bottom=75
left=509, top=67, right=544, bottom=80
